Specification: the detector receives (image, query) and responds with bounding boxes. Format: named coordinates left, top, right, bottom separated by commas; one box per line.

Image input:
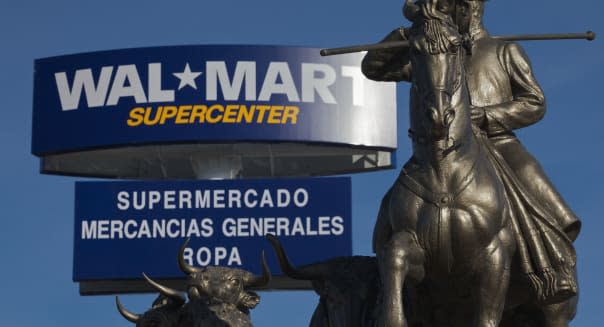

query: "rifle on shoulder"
left=320, top=31, right=596, bottom=56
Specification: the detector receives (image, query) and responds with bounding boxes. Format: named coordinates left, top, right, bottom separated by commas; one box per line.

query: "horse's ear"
left=403, top=0, right=421, bottom=21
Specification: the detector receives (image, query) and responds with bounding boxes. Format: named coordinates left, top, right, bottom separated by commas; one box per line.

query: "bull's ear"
left=240, top=291, right=261, bottom=309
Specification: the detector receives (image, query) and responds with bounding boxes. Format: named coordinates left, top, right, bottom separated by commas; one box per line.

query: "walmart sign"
left=33, top=45, right=397, bottom=156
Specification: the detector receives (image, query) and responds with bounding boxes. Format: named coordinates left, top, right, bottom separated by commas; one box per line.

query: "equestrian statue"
left=359, top=0, right=580, bottom=326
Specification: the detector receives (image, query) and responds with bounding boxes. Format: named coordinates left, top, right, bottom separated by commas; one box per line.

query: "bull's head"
left=178, top=238, right=271, bottom=310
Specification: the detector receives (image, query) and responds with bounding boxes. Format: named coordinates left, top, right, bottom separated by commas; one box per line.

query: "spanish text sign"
left=33, top=45, right=396, bottom=155
left=73, top=177, right=352, bottom=281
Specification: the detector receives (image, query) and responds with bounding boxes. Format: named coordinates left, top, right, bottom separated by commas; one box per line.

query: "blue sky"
left=0, top=0, right=603, bottom=326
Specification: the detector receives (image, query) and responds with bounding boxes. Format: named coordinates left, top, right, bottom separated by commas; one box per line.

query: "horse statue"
left=371, top=1, right=577, bottom=326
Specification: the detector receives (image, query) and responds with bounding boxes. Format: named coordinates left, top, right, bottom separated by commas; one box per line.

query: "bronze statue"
left=362, top=0, right=578, bottom=326
left=116, top=239, right=271, bottom=327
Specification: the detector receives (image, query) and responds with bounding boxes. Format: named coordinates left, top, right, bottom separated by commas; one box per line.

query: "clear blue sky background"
left=0, top=0, right=602, bottom=326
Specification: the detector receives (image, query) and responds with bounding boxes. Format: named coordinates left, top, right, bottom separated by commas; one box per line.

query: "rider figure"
left=362, top=0, right=581, bottom=242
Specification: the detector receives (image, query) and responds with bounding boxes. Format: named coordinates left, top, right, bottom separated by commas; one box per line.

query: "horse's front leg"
left=475, top=229, right=513, bottom=327
left=379, top=231, right=425, bottom=327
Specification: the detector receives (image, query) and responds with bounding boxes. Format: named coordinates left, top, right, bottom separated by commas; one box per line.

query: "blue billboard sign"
left=32, top=46, right=396, bottom=178
left=73, top=177, right=352, bottom=289
left=33, top=45, right=396, bottom=153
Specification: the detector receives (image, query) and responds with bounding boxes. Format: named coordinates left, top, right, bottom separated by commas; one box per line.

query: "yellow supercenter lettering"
left=127, top=104, right=300, bottom=127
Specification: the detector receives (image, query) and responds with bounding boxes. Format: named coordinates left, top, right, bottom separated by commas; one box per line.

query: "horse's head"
left=405, top=0, right=464, bottom=141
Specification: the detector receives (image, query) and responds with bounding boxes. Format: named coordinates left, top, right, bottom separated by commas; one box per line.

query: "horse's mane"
left=408, top=1, right=462, bottom=54
left=422, top=18, right=461, bottom=54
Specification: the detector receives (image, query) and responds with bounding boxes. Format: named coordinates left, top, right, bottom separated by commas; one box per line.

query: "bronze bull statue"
left=116, top=239, right=271, bottom=327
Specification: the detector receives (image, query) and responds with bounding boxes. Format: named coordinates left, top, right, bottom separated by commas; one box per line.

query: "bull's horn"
left=266, top=234, right=328, bottom=280
left=115, top=296, right=141, bottom=323
left=244, top=251, right=272, bottom=288
left=142, top=272, right=186, bottom=305
left=178, top=238, right=202, bottom=275
left=403, top=0, right=421, bottom=21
